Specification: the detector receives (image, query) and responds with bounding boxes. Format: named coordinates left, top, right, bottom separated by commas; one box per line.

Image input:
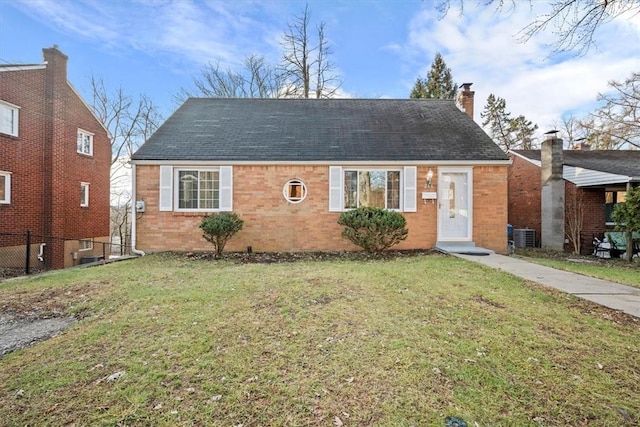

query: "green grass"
left=1, top=253, right=639, bottom=426
left=515, top=248, right=640, bottom=289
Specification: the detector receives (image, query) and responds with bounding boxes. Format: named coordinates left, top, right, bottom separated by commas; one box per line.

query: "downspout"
left=625, top=181, right=633, bottom=261
left=130, top=163, right=146, bottom=256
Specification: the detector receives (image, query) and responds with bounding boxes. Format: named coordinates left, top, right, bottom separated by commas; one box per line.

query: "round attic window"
left=283, top=179, right=307, bottom=203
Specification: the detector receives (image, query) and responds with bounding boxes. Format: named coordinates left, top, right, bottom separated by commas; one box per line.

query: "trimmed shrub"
left=200, top=212, right=244, bottom=257
left=337, top=207, right=408, bottom=254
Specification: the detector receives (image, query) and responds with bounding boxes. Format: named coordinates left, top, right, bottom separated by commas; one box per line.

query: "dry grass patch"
left=0, top=253, right=638, bottom=426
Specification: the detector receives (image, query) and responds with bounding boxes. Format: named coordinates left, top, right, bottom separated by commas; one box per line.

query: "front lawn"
left=1, top=253, right=638, bottom=426
left=515, top=248, right=640, bottom=289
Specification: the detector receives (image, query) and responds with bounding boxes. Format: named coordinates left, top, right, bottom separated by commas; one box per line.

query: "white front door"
left=437, top=167, right=473, bottom=241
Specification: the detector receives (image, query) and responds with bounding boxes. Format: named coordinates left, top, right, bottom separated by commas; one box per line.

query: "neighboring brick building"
left=0, top=46, right=111, bottom=269
left=509, top=143, right=640, bottom=254
left=131, top=89, right=511, bottom=255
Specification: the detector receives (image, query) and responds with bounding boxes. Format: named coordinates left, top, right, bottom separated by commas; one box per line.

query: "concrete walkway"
left=454, top=253, right=640, bottom=318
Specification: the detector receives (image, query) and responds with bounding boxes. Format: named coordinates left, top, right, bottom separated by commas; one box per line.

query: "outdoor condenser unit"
left=513, top=229, right=536, bottom=248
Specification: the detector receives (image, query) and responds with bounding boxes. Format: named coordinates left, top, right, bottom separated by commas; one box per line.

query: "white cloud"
left=401, top=2, right=640, bottom=139
left=9, top=0, right=640, bottom=143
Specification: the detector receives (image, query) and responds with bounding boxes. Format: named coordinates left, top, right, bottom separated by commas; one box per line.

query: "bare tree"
left=88, top=75, right=162, bottom=251
left=110, top=195, right=131, bottom=256
left=551, top=114, right=591, bottom=148
left=565, top=187, right=584, bottom=254
left=582, top=72, right=640, bottom=149
left=175, top=55, right=283, bottom=102
left=279, top=4, right=342, bottom=98
left=89, top=75, right=162, bottom=178
left=437, top=0, right=640, bottom=55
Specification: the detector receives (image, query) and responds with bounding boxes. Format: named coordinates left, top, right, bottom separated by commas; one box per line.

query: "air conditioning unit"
left=513, top=229, right=535, bottom=248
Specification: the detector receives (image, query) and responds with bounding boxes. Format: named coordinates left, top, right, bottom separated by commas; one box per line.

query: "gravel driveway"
left=0, top=316, right=75, bottom=357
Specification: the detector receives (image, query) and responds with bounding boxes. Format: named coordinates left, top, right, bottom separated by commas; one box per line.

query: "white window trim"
left=77, top=128, right=94, bottom=156
left=283, top=179, right=307, bottom=204
left=174, top=167, right=220, bottom=212
left=159, top=165, right=234, bottom=212
left=344, top=168, right=403, bottom=211
left=80, top=182, right=90, bottom=207
left=0, top=100, right=19, bottom=137
left=331, top=166, right=414, bottom=212
left=0, top=171, right=11, bottom=204
left=78, top=239, right=93, bottom=251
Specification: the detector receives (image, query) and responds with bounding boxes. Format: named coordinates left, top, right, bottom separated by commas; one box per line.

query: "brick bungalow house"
left=0, top=46, right=111, bottom=269
left=509, top=136, right=640, bottom=254
left=130, top=86, right=511, bottom=255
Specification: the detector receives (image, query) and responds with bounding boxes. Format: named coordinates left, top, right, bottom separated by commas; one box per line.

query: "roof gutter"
left=130, top=163, right=146, bottom=257
left=130, top=159, right=512, bottom=166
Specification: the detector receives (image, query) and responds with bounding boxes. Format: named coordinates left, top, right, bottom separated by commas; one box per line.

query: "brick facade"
left=508, top=155, right=542, bottom=245
left=565, top=182, right=607, bottom=254
left=509, top=153, right=609, bottom=254
left=134, top=164, right=509, bottom=254
left=0, top=47, right=110, bottom=269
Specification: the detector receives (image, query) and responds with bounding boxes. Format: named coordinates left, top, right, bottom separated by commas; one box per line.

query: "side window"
left=605, top=190, right=626, bottom=223
left=77, top=129, right=94, bottom=156
left=177, top=169, right=220, bottom=210
left=80, top=182, right=90, bottom=207
left=159, top=166, right=233, bottom=212
left=329, top=166, right=415, bottom=212
left=283, top=179, right=307, bottom=203
left=79, top=239, right=93, bottom=251
left=343, top=169, right=401, bottom=210
left=0, top=101, right=19, bottom=137
left=0, top=172, right=11, bottom=204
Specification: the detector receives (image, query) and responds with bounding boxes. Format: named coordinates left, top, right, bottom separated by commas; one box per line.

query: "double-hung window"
left=344, top=169, right=400, bottom=210
left=0, top=171, right=11, bottom=204
left=158, top=166, right=232, bottom=212
left=329, top=166, right=416, bottom=212
left=0, top=100, right=19, bottom=137
left=177, top=169, right=220, bottom=210
left=77, top=129, right=93, bottom=156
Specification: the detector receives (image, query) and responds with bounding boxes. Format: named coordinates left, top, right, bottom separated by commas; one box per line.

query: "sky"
left=1, top=0, right=640, bottom=145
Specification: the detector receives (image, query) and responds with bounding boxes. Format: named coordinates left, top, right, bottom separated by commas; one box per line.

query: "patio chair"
left=606, top=233, right=625, bottom=259
left=632, top=239, right=640, bottom=258
left=592, top=236, right=610, bottom=258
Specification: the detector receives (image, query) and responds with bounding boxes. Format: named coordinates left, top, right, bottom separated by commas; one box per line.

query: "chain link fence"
left=0, top=231, right=131, bottom=281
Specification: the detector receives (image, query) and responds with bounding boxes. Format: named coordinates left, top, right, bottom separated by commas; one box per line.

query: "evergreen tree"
left=410, top=52, right=457, bottom=99
left=510, top=115, right=538, bottom=150
left=481, top=94, right=538, bottom=152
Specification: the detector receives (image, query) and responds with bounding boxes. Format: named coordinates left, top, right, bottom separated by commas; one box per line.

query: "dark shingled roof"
left=512, top=150, right=640, bottom=177
left=132, top=98, right=509, bottom=162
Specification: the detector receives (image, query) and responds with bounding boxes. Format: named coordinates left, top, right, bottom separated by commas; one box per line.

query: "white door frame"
left=437, top=166, right=473, bottom=242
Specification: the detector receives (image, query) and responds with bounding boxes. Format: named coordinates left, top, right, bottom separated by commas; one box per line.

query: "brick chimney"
left=42, top=45, right=69, bottom=269
left=541, top=131, right=565, bottom=251
left=458, top=83, right=474, bottom=120
left=42, top=45, right=68, bottom=82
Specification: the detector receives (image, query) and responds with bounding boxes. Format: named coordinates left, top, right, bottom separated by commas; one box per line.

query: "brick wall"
left=565, top=183, right=606, bottom=255
left=135, top=164, right=509, bottom=254
left=474, top=165, right=509, bottom=253
left=0, top=47, right=110, bottom=269
left=509, top=154, right=608, bottom=254
left=508, top=155, right=541, bottom=245
left=1, top=68, right=47, bottom=237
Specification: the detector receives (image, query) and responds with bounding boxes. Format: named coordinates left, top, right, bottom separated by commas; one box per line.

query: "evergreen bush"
left=200, top=212, right=244, bottom=257
left=337, top=207, right=408, bottom=254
